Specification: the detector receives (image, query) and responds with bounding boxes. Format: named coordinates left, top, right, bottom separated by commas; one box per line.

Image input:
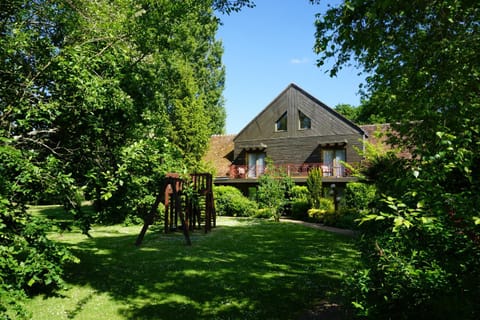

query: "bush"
left=335, top=209, right=359, bottom=229
left=318, top=197, right=335, bottom=213
left=291, top=185, right=309, bottom=201
left=290, top=199, right=310, bottom=219
left=306, top=168, right=323, bottom=209
left=344, top=182, right=377, bottom=212
left=214, top=186, right=257, bottom=217
left=253, top=208, right=274, bottom=219
left=308, top=198, right=336, bottom=224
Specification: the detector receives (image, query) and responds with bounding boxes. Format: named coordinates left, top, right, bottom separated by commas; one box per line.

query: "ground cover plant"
left=20, top=205, right=359, bottom=320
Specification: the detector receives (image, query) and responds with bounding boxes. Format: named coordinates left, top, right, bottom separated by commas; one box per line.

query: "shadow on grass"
left=60, top=220, right=359, bottom=319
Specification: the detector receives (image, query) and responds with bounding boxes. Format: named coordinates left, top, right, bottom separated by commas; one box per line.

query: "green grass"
left=25, top=205, right=359, bottom=320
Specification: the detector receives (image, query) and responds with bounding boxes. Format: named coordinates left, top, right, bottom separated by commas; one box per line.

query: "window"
left=276, top=112, right=287, bottom=131
left=322, top=149, right=346, bottom=176
left=247, top=152, right=266, bottom=178
left=298, top=111, right=311, bottom=129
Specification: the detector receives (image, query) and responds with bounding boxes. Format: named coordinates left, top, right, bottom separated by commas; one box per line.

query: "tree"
left=334, top=103, right=386, bottom=125
left=213, top=0, right=255, bottom=14
left=313, top=0, right=480, bottom=317
left=19, top=0, right=229, bottom=221
left=1, top=0, right=245, bottom=316
left=257, top=159, right=294, bottom=222
left=334, top=103, right=360, bottom=123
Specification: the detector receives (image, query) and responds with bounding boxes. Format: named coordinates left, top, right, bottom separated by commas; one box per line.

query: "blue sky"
left=216, top=0, right=365, bottom=134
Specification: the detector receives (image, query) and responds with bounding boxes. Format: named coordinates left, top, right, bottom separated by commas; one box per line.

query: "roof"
left=234, top=83, right=366, bottom=142
left=360, top=124, right=390, bottom=147
left=203, top=134, right=235, bottom=177
left=359, top=123, right=412, bottom=159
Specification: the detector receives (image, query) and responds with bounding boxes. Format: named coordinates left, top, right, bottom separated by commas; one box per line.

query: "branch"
left=16, top=137, right=61, bottom=155
left=27, top=128, right=57, bottom=136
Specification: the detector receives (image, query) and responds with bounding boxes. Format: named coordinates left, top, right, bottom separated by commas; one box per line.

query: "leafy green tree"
left=25, top=0, right=227, bottom=220
left=213, top=0, right=255, bottom=14
left=313, top=0, right=480, bottom=317
left=1, top=2, right=84, bottom=317
left=257, top=159, right=294, bottom=222
left=89, top=0, right=229, bottom=220
left=1, top=0, right=248, bottom=316
left=334, top=103, right=360, bottom=123
left=334, top=102, right=386, bottom=125
left=355, top=99, right=387, bottom=125
left=0, top=146, right=78, bottom=319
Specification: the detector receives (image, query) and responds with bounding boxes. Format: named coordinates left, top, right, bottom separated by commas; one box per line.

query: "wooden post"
left=136, top=176, right=192, bottom=246
left=171, top=177, right=191, bottom=246
left=135, top=180, right=166, bottom=246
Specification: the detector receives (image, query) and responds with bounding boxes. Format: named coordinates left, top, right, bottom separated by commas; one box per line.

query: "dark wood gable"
left=234, top=83, right=364, bottom=142
left=232, top=83, right=366, bottom=166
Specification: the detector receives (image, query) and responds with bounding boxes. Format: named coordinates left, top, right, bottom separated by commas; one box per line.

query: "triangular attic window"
left=276, top=112, right=287, bottom=131
left=299, top=110, right=311, bottom=129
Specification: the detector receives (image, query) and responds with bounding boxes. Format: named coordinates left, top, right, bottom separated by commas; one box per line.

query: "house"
left=205, top=83, right=372, bottom=193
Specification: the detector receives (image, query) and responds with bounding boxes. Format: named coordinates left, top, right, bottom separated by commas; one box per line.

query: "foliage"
left=256, top=159, right=294, bottom=222
left=334, top=103, right=361, bottom=123
left=343, top=148, right=480, bottom=317
left=291, top=185, right=309, bottom=201
left=213, top=0, right=255, bottom=14
left=290, top=199, right=310, bottom=220
left=308, top=198, right=335, bottom=224
left=343, top=182, right=377, bottom=213
left=335, top=209, right=360, bottom=230
left=94, top=137, right=183, bottom=224
left=306, top=167, right=323, bottom=209
left=314, top=0, right=480, bottom=316
left=82, top=0, right=228, bottom=218
left=1, top=0, right=229, bottom=224
left=0, top=144, right=79, bottom=319
left=252, top=208, right=274, bottom=219
left=336, top=102, right=387, bottom=126
left=355, top=99, right=387, bottom=125
left=1, top=0, right=244, bottom=316
left=213, top=186, right=257, bottom=217
left=288, top=186, right=310, bottom=219
left=334, top=103, right=386, bottom=125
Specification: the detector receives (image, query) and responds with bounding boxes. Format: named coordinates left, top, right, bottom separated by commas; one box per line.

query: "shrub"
left=291, top=185, right=309, bottom=201
left=319, top=197, right=335, bottom=213
left=290, top=199, right=310, bottom=219
left=306, top=168, right=323, bottom=209
left=344, top=182, right=377, bottom=212
left=335, top=209, right=359, bottom=229
left=308, top=198, right=336, bottom=224
left=214, top=186, right=257, bottom=217
left=253, top=208, right=274, bottom=219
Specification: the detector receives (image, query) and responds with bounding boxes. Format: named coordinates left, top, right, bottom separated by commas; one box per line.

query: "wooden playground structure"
left=135, top=173, right=216, bottom=246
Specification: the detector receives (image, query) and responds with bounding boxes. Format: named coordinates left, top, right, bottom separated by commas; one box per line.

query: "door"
left=248, top=152, right=266, bottom=178
left=322, top=149, right=346, bottom=177
left=333, top=149, right=346, bottom=176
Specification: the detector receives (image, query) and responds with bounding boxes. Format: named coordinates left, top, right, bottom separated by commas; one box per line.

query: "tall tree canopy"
left=1, top=0, right=252, bottom=317
left=313, top=0, right=480, bottom=317
left=314, top=0, right=480, bottom=155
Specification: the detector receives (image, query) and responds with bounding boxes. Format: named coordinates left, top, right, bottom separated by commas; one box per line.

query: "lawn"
left=25, top=206, right=360, bottom=320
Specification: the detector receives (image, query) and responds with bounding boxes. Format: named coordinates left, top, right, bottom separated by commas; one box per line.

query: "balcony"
left=229, top=163, right=351, bottom=179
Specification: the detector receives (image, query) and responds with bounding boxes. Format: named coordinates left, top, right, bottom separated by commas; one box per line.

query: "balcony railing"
left=229, top=163, right=351, bottom=179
